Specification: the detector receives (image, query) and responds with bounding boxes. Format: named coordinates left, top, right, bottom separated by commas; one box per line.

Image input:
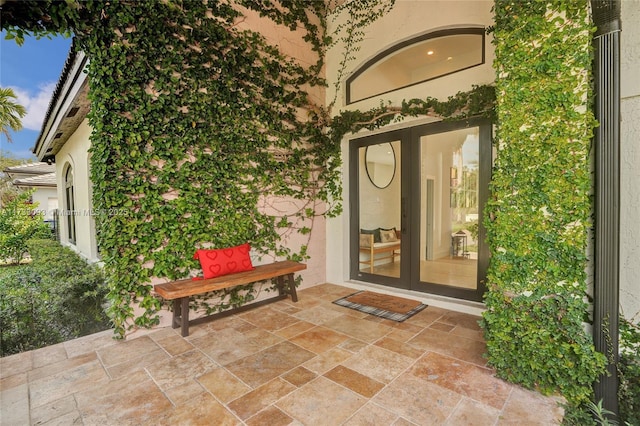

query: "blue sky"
left=0, top=32, right=73, bottom=160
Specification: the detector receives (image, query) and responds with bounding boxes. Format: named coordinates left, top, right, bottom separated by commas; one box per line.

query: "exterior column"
left=591, top=0, right=621, bottom=415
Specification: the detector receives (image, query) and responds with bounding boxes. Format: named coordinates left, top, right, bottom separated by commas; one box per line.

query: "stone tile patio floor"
left=1, top=283, right=564, bottom=425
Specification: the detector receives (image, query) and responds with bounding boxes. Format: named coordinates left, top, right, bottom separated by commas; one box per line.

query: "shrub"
left=618, top=316, right=640, bottom=425
left=0, top=267, right=64, bottom=354
left=0, top=240, right=110, bottom=356
left=0, top=191, right=52, bottom=264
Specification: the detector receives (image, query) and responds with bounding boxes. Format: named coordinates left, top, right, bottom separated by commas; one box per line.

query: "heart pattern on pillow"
left=193, top=243, right=254, bottom=279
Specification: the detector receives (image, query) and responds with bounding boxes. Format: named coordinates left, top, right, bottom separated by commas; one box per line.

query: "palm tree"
left=0, top=87, right=27, bottom=143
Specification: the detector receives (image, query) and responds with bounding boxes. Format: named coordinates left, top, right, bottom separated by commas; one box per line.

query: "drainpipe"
left=591, top=0, right=620, bottom=416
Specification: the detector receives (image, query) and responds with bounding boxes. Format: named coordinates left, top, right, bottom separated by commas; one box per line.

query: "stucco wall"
left=55, top=119, right=99, bottom=263
left=30, top=187, right=58, bottom=221
left=236, top=5, right=327, bottom=290
left=325, top=0, right=494, bottom=311
left=620, top=0, right=640, bottom=321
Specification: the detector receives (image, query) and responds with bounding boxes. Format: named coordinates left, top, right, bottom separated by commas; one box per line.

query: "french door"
left=350, top=118, right=491, bottom=302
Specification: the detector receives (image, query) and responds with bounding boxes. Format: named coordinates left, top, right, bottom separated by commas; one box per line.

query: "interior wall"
left=358, top=141, right=401, bottom=231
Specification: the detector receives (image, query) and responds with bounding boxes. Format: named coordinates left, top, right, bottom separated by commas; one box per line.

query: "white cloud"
left=11, top=82, right=56, bottom=131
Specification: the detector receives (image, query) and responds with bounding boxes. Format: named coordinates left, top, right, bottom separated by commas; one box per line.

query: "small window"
left=64, top=165, right=76, bottom=244
left=346, top=28, right=485, bottom=104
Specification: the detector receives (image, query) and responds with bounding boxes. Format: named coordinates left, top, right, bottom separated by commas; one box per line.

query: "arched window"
left=64, top=165, right=76, bottom=244
left=346, top=28, right=485, bottom=104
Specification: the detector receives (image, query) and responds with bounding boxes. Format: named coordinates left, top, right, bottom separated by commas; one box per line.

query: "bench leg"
left=172, top=297, right=190, bottom=337
left=276, top=275, right=285, bottom=297
left=172, top=299, right=181, bottom=329
left=275, top=274, right=298, bottom=302
left=287, top=273, right=298, bottom=302
left=180, top=297, right=190, bottom=337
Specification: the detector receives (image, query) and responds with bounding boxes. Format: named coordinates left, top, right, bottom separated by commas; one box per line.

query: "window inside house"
left=64, top=165, right=76, bottom=244
left=346, top=28, right=485, bottom=104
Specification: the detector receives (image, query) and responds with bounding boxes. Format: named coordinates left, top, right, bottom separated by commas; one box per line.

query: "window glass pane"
left=419, top=127, right=479, bottom=289
left=348, top=32, right=484, bottom=104
left=359, top=140, right=401, bottom=278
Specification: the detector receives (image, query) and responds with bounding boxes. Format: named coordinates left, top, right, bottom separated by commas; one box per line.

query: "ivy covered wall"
left=0, top=0, right=344, bottom=337
left=2, top=0, right=614, bottom=410
left=84, top=1, right=342, bottom=337
left=482, top=0, right=606, bottom=408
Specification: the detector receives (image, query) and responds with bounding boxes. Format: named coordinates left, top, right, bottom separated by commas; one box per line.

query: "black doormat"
left=332, top=290, right=427, bottom=322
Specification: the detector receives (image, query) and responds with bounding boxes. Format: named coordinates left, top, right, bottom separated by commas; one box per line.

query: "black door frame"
left=408, top=118, right=491, bottom=302
left=350, top=128, right=410, bottom=290
left=350, top=117, right=492, bottom=302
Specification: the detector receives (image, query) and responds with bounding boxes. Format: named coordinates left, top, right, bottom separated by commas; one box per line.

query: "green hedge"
left=482, top=0, right=606, bottom=409
left=619, top=316, right=640, bottom=425
left=0, top=239, right=110, bottom=356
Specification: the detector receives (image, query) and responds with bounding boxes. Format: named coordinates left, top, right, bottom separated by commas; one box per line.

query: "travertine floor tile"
left=323, top=314, right=393, bottom=343
left=373, top=372, right=462, bottom=425
left=411, top=352, right=511, bottom=409
left=302, top=347, right=353, bottom=375
left=198, top=367, right=251, bottom=403
left=342, top=401, right=400, bottom=425
left=0, top=350, right=32, bottom=379
left=289, top=325, right=349, bottom=353
left=277, top=376, right=367, bottom=425
left=28, top=352, right=97, bottom=382
left=30, top=394, right=78, bottom=425
left=324, top=365, right=385, bottom=398
left=29, top=359, right=109, bottom=409
left=445, top=397, right=500, bottom=425
left=106, top=346, right=169, bottom=379
left=62, top=329, right=115, bottom=359
left=154, top=333, right=196, bottom=356
left=191, top=327, right=265, bottom=365
left=240, top=306, right=301, bottom=331
left=0, top=382, right=29, bottom=425
left=292, top=303, right=345, bottom=324
left=146, top=393, right=239, bottom=426
left=227, top=378, right=296, bottom=420
left=6, top=283, right=564, bottom=425
left=374, top=336, right=424, bottom=359
left=97, top=335, right=160, bottom=367
left=499, top=386, right=564, bottom=425
left=225, top=341, right=315, bottom=387
left=164, top=379, right=209, bottom=406
left=342, top=345, right=414, bottom=384
left=245, top=405, right=294, bottom=426
left=31, top=342, right=68, bottom=369
left=281, top=366, right=317, bottom=387
left=76, top=369, right=173, bottom=425
left=145, top=349, right=218, bottom=391
left=273, top=319, right=316, bottom=339
left=408, top=327, right=488, bottom=367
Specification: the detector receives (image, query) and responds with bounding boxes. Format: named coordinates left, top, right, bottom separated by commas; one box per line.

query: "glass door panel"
left=358, top=140, right=402, bottom=279
left=418, top=127, right=479, bottom=290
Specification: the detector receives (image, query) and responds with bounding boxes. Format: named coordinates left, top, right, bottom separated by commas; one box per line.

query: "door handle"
left=401, top=197, right=407, bottom=235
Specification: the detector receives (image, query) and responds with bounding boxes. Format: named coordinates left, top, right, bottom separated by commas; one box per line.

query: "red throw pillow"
left=193, top=243, right=254, bottom=279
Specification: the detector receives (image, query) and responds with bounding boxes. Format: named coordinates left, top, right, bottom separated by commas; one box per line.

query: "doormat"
left=332, top=291, right=427, bottom=322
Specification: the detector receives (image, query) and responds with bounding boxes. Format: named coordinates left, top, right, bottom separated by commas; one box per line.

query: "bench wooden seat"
left=154, top=260, right=306, bottom=336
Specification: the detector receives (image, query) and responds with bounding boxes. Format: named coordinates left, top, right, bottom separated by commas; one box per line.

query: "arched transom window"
left=346, top=28, right=485, bottom=104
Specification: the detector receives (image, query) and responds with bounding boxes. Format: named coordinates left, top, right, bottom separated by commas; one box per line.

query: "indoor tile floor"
left=0, top=283, right=564, bottom=425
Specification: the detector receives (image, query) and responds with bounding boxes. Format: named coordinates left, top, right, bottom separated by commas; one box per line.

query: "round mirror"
left=365, top=143, right=396, bottom=189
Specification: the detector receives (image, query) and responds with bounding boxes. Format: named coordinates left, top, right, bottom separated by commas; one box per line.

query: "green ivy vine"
left=2, top=4, right=607, bottom=411
left=482, top=0, right=606, bottom=408
left=2, top=0, right=334, bottom=337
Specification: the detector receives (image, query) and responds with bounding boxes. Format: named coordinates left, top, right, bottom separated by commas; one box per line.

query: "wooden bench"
left=154, top=260, right=306, bottom=336
left=359, top=230, right=401, bottom=273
